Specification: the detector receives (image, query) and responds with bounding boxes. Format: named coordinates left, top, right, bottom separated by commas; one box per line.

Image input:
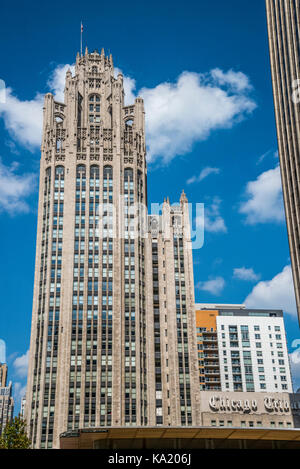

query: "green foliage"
left=0, top=415, right=31, bottom=449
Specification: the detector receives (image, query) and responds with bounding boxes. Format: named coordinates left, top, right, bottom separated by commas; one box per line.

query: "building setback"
left=195, top=305, right=293, bottom=394
left=25, top=48, right=200, bottom=449
left=265, top=0, right=300, bottom=322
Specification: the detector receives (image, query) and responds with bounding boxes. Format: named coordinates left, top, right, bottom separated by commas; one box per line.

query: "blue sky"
left=1, top=0, right=300, bottom=412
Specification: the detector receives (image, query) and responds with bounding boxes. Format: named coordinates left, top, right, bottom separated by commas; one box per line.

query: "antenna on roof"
left=80, top=21, right=83, bottom=57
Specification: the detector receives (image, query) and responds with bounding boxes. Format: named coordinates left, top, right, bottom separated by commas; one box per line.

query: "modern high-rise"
left=25, top=48, right=200, bottom=449
left=196, top=304, right=293, bottom=394
left=265, top=0, right=300, bottom=322
left=0, top=365, right=14, bottom=435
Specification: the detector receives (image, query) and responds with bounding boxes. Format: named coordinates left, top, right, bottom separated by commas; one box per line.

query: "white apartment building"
left=196, top=305, right=293, bottom=394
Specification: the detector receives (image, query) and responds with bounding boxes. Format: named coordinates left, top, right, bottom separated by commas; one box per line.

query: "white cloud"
left=233, top=267, right=260, bottom=282
left=210, top=68, right=253, bottom=92
left=197, top=277, right=225, bottom=296
left=13, top=382, right=27, bottom=405
left=201, top=197, right=227, bottom=234
left=239, top=165, right=285, bottom=224
left=0, top=160, right=36, bottom=214
left=187, top=167, right=221, bottom=185
left=13, top=350, right=29, bottom=379
left=245, top=265, right=297, bottom=317
left=0, top=89, right=43, bottom=149
left=139, top=70, right=256, bottom=164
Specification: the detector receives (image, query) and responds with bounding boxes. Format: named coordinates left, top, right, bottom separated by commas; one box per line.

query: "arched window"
left=90, top=165, right=99, bottom=179
left=89, top=94, right=101, bottom=123
left=124, top=168, right=134, bottom=182
left=55, top=115, right=63, bottom=124
left=55, top=166, right=64, bottom=178
left=92, top=66, right=98, bottom=74
left=103, top=165, right=113, bottom=179
left=125, top=119, right=133, bottom=128
left=76, top=165, right=86, bottom=177
left=103, top=166, right=113, bottom=204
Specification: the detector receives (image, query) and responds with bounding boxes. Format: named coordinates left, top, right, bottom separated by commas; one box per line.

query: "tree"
left=0, top=416, right=31, bottom=449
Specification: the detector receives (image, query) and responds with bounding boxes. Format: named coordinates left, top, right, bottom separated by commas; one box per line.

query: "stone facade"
left=25, top=48, right=200, bottom=449
left=266, top=0, right=300, bottom=322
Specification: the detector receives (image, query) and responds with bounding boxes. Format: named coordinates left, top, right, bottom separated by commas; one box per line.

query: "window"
left=89, top=94, right=101, bottom=122
left=125, top=119, right=133, bottom=128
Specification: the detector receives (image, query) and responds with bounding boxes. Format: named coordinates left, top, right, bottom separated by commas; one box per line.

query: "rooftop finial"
left=180, top=190, right=188, bottom=204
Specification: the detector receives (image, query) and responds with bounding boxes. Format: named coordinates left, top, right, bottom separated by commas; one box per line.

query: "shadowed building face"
left=265, top=0, right=300, bottom=323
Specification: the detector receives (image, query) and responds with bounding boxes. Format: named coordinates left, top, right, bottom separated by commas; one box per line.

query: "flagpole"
left=80, top=22, right=83, bottom=57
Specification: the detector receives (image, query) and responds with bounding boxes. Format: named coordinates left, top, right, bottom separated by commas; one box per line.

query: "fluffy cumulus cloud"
left=245, top=265, right=297, bottom=317
left=139, top=70, right=256, bottom=163
left=239, top=165, right=285, bottom=224
left=233, top=267, right=260, bottom=282
left=0, top=64, right=255, bottom=164
left=0, top=160, right=36, bottom=214
left=13, top=350, right=29, bottom=379
left=197, top=277, right=225, bottom=296
left=210, top=68, right=253, bottom=92
left=187, top=167, right=221, bottom=185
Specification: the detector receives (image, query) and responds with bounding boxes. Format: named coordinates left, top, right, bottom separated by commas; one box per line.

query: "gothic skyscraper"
left=25, top=49, right=200, bottom=449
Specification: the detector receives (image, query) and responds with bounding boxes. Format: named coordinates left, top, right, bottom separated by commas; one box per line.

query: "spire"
left=85, top=46, right=88, bottom=56
left=180, top=190, right=188, bottom=204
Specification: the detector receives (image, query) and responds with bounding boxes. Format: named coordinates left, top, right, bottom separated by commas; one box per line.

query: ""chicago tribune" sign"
left=209, top=395, right=291, bottom=413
